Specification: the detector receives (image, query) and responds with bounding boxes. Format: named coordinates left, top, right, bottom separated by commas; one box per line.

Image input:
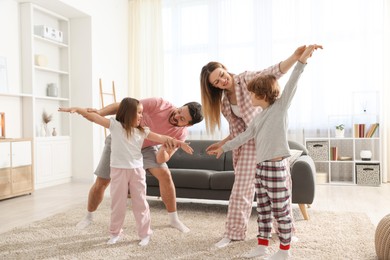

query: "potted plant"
left=335, top=124, right=345, bottom=138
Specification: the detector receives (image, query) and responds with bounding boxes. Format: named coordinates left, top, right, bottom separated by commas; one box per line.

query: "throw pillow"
left=289, top=149, right=303, bottom=165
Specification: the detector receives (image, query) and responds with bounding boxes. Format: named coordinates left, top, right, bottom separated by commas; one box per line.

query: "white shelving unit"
left=19, top=3, right=71, bottom=188
left=0, top=1, right=92, bottom=189
left=306, top=113, right=381, bottom=186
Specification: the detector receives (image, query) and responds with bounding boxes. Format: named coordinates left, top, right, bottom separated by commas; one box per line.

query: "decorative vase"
left=47, top=83, right=58, bottom=97
left=52, top=127, right=57, bottom=136
left=40, top=124, right=46, bottom=137
left=360, top=150, right=372, bottom=161
left=44, top=123, right=51, bottom=137
left=335, top=129, right=345, bottom=138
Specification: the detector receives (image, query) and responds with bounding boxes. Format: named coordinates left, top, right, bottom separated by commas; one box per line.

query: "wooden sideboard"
left=0, top=138, right=34, bottom=200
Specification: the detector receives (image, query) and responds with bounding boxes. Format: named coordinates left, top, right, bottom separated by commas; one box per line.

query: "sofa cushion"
left=170, top=169, right=214, bottom=189
left=167, top=140, right=225, bottom=171
left=210, top=171, right=235, bottom=190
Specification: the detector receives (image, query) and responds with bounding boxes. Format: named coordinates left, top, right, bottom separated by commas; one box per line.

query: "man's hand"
left=86, top=108, right=100, bottom=115
left=165, top=138, right=178, bottom=150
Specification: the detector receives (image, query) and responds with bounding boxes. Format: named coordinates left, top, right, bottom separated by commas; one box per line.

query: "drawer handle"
left=363, top=168, right=374, bottom=171
left=313, top=144, right=323, bottom=147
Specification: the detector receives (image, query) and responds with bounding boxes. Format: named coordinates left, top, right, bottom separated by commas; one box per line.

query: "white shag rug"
left=0, top=199, right=377, bottom=259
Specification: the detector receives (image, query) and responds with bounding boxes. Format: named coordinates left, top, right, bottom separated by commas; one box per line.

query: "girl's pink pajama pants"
left=109, top=167, right=152, bottom=239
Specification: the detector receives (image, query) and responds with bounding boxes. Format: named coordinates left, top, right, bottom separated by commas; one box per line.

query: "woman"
left=200, top=45, right=306, bottom=248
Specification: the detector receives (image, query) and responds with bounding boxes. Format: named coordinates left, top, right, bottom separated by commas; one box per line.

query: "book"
left=331, top=146, right=338, bottom=161
left=354, top=124, right=359, bottom=138
left=365, top=124, right=375, bottom=137
left=366, top=123, right=379, bottom=138
left=359, top=124, right=365, bottom=138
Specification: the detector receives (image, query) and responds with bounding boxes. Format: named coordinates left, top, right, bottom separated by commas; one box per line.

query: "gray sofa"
left=146, top=140, right=316, bottom=220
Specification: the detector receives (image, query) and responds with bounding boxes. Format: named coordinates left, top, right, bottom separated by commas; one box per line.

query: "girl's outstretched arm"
left=147, top=132, right=193, bottom=155
left=59, top=107, right=110, bottom=128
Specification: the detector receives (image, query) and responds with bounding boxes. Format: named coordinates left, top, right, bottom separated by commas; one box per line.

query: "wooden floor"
left=1, top=181, right=390, bottom=234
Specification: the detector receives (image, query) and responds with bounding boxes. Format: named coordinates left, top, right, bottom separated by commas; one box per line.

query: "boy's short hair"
left=247, top=74, right=280, bottom=105
left=184, top=102, right=203, bottom=125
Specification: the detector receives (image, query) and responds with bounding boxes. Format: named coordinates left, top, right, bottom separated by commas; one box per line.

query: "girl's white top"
left=109, top=117, right=150, bottom=169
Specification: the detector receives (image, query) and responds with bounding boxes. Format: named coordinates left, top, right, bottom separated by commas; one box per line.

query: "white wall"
left=0, top=0, right=129, bottom=183
left=0, top=0, right=22, bottom=137
left=59, top=0, right=129, bottom=182
left=0, top=0, right=20, bottom=89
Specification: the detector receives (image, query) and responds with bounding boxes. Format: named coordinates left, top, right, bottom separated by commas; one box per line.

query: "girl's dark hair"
left=116, top=97, right=144, bottom=138
left=247, top=74, right=280, bottom=105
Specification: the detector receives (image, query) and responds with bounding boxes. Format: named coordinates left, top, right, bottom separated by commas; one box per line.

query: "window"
left=162, top=0, right=384, bottom=140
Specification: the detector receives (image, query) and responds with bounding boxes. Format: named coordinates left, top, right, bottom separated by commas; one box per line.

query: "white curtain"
left=128, top=0, right=164, bottom=99
left=159, top=0, right=388, bottom=180
left=128, top=0, right=388, bottom=181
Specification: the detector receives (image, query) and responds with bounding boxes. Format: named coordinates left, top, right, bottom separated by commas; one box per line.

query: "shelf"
left=36, top=136, right=70, bottom=141
left=34, top=35, right=68, bottom=48
left=35, top=66, right=68, bottom=75
left=306, top=110, right=381, bottom=186
left=35, top=95, right=69, bottom=101
left=19, top=2, right=72, bottom=188
left=0, top=92, right=33, bottom=98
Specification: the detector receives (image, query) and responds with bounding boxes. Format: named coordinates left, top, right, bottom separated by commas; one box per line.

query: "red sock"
left=258, top=238, right=269, bottom=246
left=280, top=244, right=290, bottom=250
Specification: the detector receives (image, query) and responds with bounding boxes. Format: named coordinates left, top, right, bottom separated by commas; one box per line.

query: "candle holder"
left=0, top=112, right=5, bottom=138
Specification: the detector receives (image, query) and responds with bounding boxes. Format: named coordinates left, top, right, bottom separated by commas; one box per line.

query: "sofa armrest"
left=291, top=155, right=316, bottom=204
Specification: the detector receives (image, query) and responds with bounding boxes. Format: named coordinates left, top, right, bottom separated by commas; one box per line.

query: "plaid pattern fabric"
left=220, top=63, right=283, bottom=240
left=255, top=159, right=292, bottom=246
left=224, top=140, right=256, bottom=240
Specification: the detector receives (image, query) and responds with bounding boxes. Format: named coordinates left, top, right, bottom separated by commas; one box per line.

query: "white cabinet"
left=0, top=139, right=34, bottom=200
left=35, top=137, right=71, bottom=188
left=306, top=114, right=381, bottom=186
left=0, top=142, right=11, bottom=168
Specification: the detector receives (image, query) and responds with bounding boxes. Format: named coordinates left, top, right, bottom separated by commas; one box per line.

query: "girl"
left=69, top=97, right=193, bottom=246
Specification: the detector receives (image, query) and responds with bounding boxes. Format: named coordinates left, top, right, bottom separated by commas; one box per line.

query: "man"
left=59, top=97, right=203, bottom=232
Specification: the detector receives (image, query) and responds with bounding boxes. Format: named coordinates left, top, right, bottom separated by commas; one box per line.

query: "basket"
left=306, top=141, right=329, bottom=161
left=356, top=164, right=380, bottom=186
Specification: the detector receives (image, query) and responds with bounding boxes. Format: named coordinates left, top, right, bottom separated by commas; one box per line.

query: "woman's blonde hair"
left=116, top=97, right=144, bottom=138
left=200, top=61, right=228, bottom=134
